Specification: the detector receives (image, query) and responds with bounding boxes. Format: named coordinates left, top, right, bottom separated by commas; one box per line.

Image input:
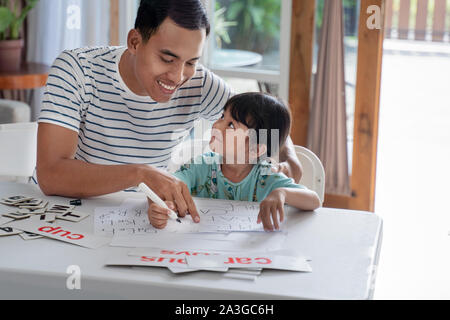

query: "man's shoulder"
left=57, top=46, right=122, bottom=68
left=188, top=64, right=221, bottom=85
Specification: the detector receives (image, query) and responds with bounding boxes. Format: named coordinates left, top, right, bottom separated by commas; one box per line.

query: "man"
left=36, top=0, right=301, bottom=222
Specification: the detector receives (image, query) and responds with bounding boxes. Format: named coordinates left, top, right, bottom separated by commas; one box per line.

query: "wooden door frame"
left=289, top=0, right=385, bottom=212
left=110, top=0, right=120, bottom=46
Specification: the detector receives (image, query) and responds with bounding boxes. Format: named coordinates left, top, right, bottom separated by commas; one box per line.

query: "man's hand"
left=141, top=166, right=200, bottom=223
left=276, top=136, right=303, bottom=183
left=271, top=160, right=302, bottom=183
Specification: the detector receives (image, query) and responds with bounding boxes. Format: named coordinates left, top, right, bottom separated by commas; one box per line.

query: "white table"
left=0, top=182, right=382, bottom=299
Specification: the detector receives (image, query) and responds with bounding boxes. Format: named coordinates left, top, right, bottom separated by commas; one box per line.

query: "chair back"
left=0, top=122, right=38, bottom=178
left=294, top=145, right=325, bottom=204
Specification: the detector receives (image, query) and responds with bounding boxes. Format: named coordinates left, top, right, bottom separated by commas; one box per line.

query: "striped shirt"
left=38, top=46, right=231, bottom=170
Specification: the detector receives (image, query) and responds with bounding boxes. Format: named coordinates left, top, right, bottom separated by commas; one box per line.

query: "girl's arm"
left=279, top=187, right=321, bottom=211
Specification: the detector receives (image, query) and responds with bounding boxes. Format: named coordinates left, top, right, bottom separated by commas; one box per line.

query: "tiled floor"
left=373, top=39, right=450, bottom=299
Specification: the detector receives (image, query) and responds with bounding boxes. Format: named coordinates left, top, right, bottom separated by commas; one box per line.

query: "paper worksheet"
left=94, top=197, right=282, bottom=237
left=110, top=232, right=288, bottom=251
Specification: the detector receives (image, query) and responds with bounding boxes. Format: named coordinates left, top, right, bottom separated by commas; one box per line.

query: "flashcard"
left=126, top=249, right=228, bottom=272
left=127, top=248, right=222, bottom=258
left=20, top=207, right=47, bottom=215
left=167, top=267, right=202, bottom=274
left=127, top=248, right=228, bottom=273
left=0, top=226, right=23, bottom=237
left=105, top=254, right=192, bottom=269
left=18, top=208, right=32, bottom=214
left=0, top=216, right=14, bottom=225
left=185, top=253, right=312, bottom=272
left=2, top=212, right=33, bottom=220
left=8, top=218, right=111, bottom=249
left=1, top=195, right=33, bottom=205
left=19, top=200, right=48, bottom=210
left=37, top=213, right=56, bottom=223
left=17, top=198, right=43, bottom=207
left=167, top=266, right=229, bottom=274
left=19, top=231, right=44, bottom=240
left=105, top=253, right=229, bottom=272
left=56, top=211, right=89, bottom=222
left=223, top=272, right=258, bottom=281
left=46, top=204, right=75, bottom=214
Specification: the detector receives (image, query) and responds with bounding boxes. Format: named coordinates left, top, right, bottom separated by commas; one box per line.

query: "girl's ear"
left=127, top=29, right=142, bottom=54
left=249, top=144, right=267, bottom=161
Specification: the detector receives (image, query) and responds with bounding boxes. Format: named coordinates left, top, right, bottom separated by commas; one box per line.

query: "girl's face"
left=210, top=108, right=250, bottom=164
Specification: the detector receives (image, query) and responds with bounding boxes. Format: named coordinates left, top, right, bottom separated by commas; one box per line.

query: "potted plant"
left=0, top=0, right=39, bottom=72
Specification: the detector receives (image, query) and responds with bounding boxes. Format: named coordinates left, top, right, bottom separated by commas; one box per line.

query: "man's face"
left=132, top=18, right=206, bottom=102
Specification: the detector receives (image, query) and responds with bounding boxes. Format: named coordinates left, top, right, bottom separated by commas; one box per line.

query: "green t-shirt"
left=173, top=152, right=305, bottom=202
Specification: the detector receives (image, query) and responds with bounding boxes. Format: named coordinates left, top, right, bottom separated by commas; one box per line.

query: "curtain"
left=308, top=0, right=350, bottom=195
left=24, top=0, right=110, bottom=120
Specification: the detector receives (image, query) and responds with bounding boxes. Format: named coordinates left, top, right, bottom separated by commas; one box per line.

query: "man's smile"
left=157, top=79, right=177, bottom=93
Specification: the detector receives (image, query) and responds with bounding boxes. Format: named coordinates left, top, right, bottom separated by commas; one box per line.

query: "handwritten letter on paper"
left=94, top=198, right=273, bottom=237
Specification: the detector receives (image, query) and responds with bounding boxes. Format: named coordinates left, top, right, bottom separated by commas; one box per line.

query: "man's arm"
left=277, top=136, right=303, bottom=183
left=37, top=123, right=140, bottom=197
left=36, top=123, right=200, bottom=219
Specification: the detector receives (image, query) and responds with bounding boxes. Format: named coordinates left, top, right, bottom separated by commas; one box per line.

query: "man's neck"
left=118, top=49, right=147, bottom=96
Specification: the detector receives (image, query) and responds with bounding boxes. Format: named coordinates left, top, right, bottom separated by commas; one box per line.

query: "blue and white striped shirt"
left=38, top=46, right=231, bottom=169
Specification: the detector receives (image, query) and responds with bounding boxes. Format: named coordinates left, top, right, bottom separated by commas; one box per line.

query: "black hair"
left=135, top=0, right=210, bottom=42
left=224, top=92, right=291, bottom=158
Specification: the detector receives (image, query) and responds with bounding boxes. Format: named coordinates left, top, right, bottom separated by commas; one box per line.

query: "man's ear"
left=127, top=29, right=142, bottom=54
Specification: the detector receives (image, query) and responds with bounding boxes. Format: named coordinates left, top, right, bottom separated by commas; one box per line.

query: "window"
left=118, top=0, right=140, bottom=45
left=203, top=0, right=292, bottom=101
left=312, top=0, right=360, bottom=173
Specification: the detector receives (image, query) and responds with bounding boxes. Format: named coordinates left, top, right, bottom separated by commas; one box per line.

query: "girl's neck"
left=220, top=163, right=254, bottom=183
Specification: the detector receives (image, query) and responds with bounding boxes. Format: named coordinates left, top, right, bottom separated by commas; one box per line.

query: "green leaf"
left=249, top=7, right=265, bottom=26
left=10, top=0, right=39, bottom=39
left=227, top=2, right=244, bottom=20
left=26, top=0, right=39, bottom=6
left=243, top=11, right=252, bottom=30
left=0, top=7, right=14, bottom=34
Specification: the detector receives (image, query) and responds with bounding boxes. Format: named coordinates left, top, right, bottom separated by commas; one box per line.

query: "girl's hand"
left=147, top=200, right=177, bottom=229
left=257, top=189, right=286, bottom=231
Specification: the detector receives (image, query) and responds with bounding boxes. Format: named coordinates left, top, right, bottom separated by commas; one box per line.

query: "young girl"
left=148, top=92, right=321, bottom=231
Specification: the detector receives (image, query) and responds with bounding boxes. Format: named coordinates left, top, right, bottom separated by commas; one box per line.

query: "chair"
left=0, top=122, right=38, bottom=182
left=0, top=99, right=31, bottom=124
left=294, top=145, right=325, bottom=204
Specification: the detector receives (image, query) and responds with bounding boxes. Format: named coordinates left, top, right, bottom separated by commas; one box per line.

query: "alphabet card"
left=19, top=231, right=43, bottom=241
left=0, top=226, right=23, bottom=237
left=37, top=213, right=56, bottom=223
left=2, top=212, right=33, bottom=220
left=0, top=216, right=13, bottom=226
left=46, top=204, right=75, bottom=214
left=56, top=211, right=90, bottom=222
left=7, top=218, right=110, bottom=249
left=0, top=195, right=33, bottom=205
left=17, top=198, right=46, bottom=209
